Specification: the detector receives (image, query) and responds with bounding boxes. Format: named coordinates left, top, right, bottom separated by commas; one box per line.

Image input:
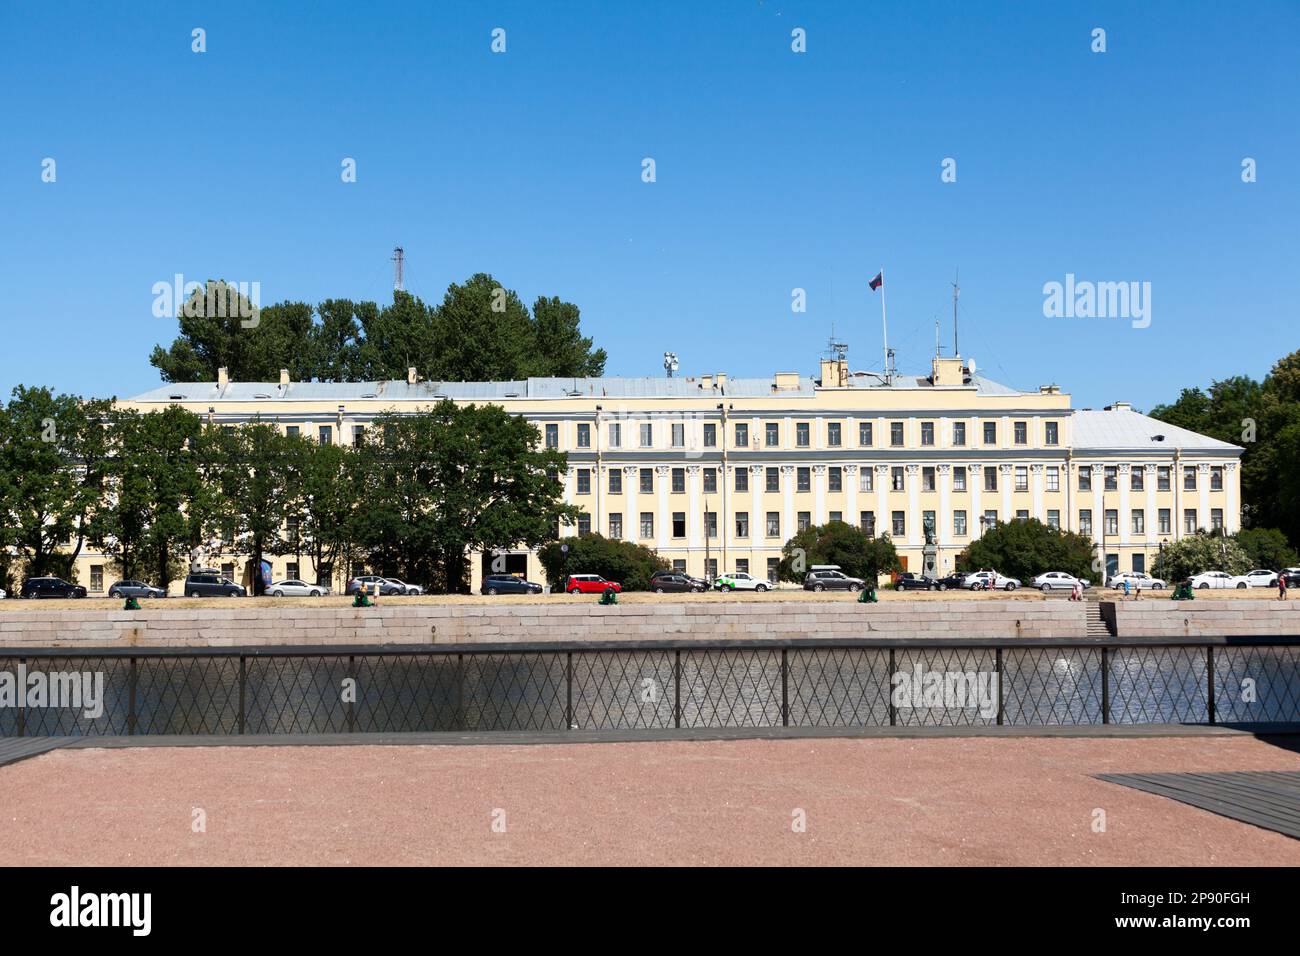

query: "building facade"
left=71, top=355, right=1242, bottom=593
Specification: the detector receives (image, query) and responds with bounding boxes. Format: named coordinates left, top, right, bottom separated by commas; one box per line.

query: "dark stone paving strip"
left=1097, top=771, right=1300, bottom=840
left=0, top=738, right=73, bottom=768
left=12, top=722, right=1292, bottom=751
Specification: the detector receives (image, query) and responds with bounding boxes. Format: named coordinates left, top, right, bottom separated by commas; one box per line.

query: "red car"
left=562, top=574, right=622, bottom=595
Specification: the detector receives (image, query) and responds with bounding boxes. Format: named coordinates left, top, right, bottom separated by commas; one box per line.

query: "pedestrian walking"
left=1121, top=578, right=1131, bottom=601
left=1279, top=572, right=1288, bottom=602
left=1069, top=581, right=1081, bottom=602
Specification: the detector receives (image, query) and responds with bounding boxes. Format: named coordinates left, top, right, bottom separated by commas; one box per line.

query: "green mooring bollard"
left=123, top=596, right=141, bottom=611
left=858, top=586, right=878, bottom=604
left=600, top=587, right=618, bottom=605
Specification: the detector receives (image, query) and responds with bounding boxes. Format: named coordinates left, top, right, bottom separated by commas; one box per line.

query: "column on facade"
left=624, top=465, right=639, bottom=541
left=1030, top=463, right=1044, bottom=521
left=1225, top=461, right=1239, bottom=533
left=937, top=464, right=952, bottom=547
left=750, top=465, right=763, bottom=546
left=969, top=463, right=982, bottom=538
left=844, top=464, right=859, bottom=531
left=1092, top=466, right=1105, bottom=547
left=687, top=465, right=702, bottom=548
left=781, top=465, right=795, bottom=541
left=813, top=464, right=828, bottom=525
left=1118, top=463, right=1131, bottom=546
left=1145, top=464, right=1158, bottom=543
left=875, top=464, right=889, bottom=538
left=561, top=466, right=576, bottom=537
left=999, top=463, right=1013, bottom=522
left=656, top=465, right=670, bottom=550
left=905, top=463, right=920, bottom=547
left=1198, top=462, right=1211, bottom=530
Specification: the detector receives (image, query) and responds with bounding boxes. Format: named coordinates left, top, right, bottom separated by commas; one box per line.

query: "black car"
left=182, top=571, right=246, bottom=598
left=649, top=572, right=706, bottom=593
left=803, top=570, right=865, bottom=592
left=480, top=574, right=544, bottom=596
left=20, top=577, right=88, bottom=599
left=107, top=579, right=166, bottom=599
left=895, top=572, right=939, bottom=591
left=935, top=573, right=967, bottom=591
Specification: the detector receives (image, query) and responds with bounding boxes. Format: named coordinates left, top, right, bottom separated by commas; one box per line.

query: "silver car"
left=268, top=579, right=331, bottom=597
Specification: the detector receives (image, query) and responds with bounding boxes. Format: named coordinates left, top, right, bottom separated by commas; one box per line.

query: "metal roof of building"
left=127, top=371, right=1027, bottom=403
left=1072, top=408, right=1242, bottom=453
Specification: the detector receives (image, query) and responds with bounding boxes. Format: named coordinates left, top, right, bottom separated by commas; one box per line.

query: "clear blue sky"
left=2, top=1, right=1296, bottom=411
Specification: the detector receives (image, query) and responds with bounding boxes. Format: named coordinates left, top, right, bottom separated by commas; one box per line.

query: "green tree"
left=776, top=521, right=901, bottom=584
left=98, top=406, right=205, bottom=588
left=529, top=296, right=607, bottom=377
left=1152, top=531, right=1251, bottom=583
left=282, top=436, right=356, bottom=586
left=196, top=421, right=297, bottom=594
left=955, top=518, right=1094, bottom=582
left=537, top=534, right=667, bottom=592
left=0, top=386, right=112, bottom=579
left=430, top=274, right=535, bottom=382
left=352, top=402, right=576, bottom=592
left=150, top=280, right=315, bottom=383
left=1233, top=527, right=1299, bottom=571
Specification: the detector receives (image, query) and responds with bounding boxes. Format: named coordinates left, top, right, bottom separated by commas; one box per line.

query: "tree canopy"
left=150, top=276, right=607, bottom=384
left=1150, top=348, right=1300, bottom=549
left=537, top=534, right=668, bottom=592
left=776, top=521, right=901, bottom=583
left=955, top=518, right=1094, bottom=582
left=1151, top=531, right=1251, bottom=583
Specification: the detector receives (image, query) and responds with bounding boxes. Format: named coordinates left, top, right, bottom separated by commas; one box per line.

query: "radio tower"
left=392, top=246, right=405, bottom=292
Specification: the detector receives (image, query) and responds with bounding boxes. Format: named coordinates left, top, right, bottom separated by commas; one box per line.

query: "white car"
left=268, top=579, right=331, bottom=597
left=1189, top=571, right=1250, bottom=590
left=1107, top=571, right=1166, bottom=590
left=1030, top=571, right=1090, bottom=592
left=965, top=571, right=1020, bottom=591
left=715, top=571, right=771, bottom=592
left=1242, top=569, right=1279, bottom=588
left=385, top=578, right=423, bottom=595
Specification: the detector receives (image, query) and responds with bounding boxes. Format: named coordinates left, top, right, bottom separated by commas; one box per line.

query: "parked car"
left=0, top=588, right=5, bottom=599
left=804, top=569, right=865, bottom=592
left=1243, top=569, right=1279, bottom=588
left=935, top=572, right=968, bottom=591
left=182, top=571, right=246, bottom=598
left=964, top=570, right=1021, bottom=592
left=715, top=571, right=771, bottom=592
left=107, top=579, right=167, bottom=599
left=1283, top=568, right=1300, bottom=587
left=384, top=578, right=423, bottom=595
left=1031, top=571, right=1090, bottom=592
left=651, top=569, right=709, bottom=590
left=562, top=574, right=622, bottom=595
left=268, top=579, right=330, bottom=597
left=895, top=572, right=938, bottom=591
left=345, top=575, right=405, bottom=596
left=20, top=577, right=88, bottom=599
left=1189, top=570, right=1250, bottom=590
left=1106, top=571, right=1165, bottom=590
left=480, top=574, right=544, bottom=596
left=649, top=572, right=706, bottom=593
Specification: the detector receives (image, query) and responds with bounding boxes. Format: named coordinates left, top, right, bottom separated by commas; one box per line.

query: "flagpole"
left=879, top=266, right=890, bottom=383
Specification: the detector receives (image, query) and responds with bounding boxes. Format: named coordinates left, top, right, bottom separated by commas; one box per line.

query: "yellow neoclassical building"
left=73, top=355, right=1241, bottom=593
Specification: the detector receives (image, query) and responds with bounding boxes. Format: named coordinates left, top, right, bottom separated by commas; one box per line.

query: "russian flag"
left=868, top=271, right=883, bottom=291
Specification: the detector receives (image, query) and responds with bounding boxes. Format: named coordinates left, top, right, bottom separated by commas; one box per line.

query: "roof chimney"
left=279, top=369, right=290, bottom=387
left=1106, top=402, right=1133, bottom=412
left=217, top=367, right=229, bottom=389
left=407, top=367, right=418, bottom=385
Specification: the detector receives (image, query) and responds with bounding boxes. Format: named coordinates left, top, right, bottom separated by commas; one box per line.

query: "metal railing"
left=1, top=638, right=1298, bottom=736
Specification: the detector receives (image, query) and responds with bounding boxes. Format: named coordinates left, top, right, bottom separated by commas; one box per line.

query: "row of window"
left=283, top=424, right=366, bottom=446
left=568, top=463, right=1229, bottom=496
left=545, top=419, right=1062, bottom=451
left=1078, top=464, right=1225, bottom=492
left=573, top=506, right=1227, bottom=541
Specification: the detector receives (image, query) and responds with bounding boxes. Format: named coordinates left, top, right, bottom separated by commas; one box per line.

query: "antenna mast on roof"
left=392, top=246, right=405, bottom=292
left=951, top=269, right=960, bottom=357
left=663, top=352, right=679, bottom=378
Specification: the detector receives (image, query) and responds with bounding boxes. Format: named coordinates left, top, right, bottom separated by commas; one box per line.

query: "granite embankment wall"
left=1111, top=600, right=1300, bottom=638
left=1, top=600, right=1296, bottom=648
left=0, top=600, right=1087, bottom=647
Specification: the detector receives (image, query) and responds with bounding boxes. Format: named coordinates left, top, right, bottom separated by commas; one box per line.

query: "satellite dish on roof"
left=967, top=358, right=977, bottom=376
